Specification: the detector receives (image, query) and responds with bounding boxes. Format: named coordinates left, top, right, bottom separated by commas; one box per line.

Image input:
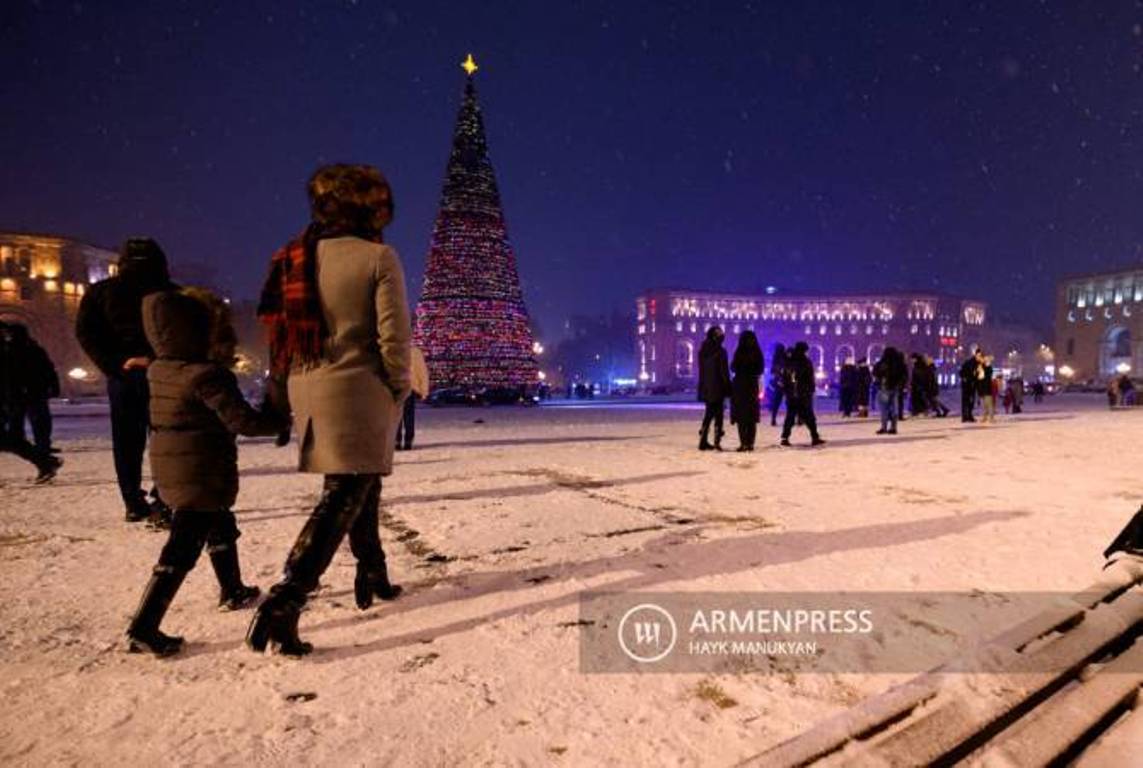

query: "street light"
left=1058, top=365, right=1075, bottom=379
left=1116, top=362, right=1132, bottom=375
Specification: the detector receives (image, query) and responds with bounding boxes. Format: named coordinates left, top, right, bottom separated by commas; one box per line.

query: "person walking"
left=124, top=288, right=287, bottom=657
left=697, top=325, right=731, bottom=451
left=76, top=238, right=177, bottom=526
left=729, top=330, right=764, bottom=451
left=959, top=349, right=982, bottom=422
left=978, top=353, right=996, bottom=422
left=767, top=343, right=787, bottom=426
left=838, top=358, right=857, bottom=417
left=779, top=341, right=825, bottom=447
left=0, top=322, right=61, bottom=483
left=925, top=355, right=950, bottom=417
left=4, top=324, right=60, bottom=453
left=874, top=347, right=907, bottom=435
left=856, top=357, right=872, bottom=417
left=395, top=345, right=429, bottom=450
left=247, top=164, right=409, bottom=657
left=909, top=353, right=928, bottom=417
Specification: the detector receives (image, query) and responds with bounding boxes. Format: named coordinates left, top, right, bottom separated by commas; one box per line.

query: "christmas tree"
left=414, top=54, right=538, bottom=390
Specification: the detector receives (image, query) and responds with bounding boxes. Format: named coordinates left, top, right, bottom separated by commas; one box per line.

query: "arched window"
left=809, top=344, right=825, bottom=372
left=675, top=340, right=695, bottom=378
left=835, top=344, right=855, bottom=371
left=868, top=344, right=885, bottom=363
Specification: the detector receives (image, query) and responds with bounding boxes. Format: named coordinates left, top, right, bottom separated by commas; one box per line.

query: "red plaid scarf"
left=257, top=230, right=325, bottom=375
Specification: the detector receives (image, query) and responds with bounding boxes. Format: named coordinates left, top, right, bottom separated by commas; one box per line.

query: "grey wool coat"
left=287, top=237, right=412, bottom=476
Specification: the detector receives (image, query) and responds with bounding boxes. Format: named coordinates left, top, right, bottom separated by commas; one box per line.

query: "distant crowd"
left=693, top=324, right=1048, bottom=451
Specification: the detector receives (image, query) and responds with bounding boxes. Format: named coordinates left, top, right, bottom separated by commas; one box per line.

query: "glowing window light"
left=0, top=278, right=15, bottom=291
left=1116, top=362, right=1132, bottom=374
left=43, top=280, right=59, bottom=292
left=67, top=367, right=90, bottom=380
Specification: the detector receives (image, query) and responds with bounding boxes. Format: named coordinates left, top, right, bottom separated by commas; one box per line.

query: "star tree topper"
left=461, top=53, right=479, bottom=76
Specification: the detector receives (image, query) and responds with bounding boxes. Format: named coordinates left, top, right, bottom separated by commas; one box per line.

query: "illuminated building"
left=0, top=232, right=116, bottom=396
left=1056, top=267, right=1143, bottom=382
left=635, top=289, right=989, bottom=390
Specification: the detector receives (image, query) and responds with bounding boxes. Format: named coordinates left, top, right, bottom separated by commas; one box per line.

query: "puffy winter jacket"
left=143, top=291, right=285, bottom=512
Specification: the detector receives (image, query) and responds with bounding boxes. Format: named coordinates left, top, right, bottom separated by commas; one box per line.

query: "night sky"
left=3, top=1, right=1142, bottom=338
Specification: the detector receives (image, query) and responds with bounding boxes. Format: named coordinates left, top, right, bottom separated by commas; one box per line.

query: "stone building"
left=1055, top=267, right=1143, bottom=383
left=0, top=232, right=116, bottom=396
left=635, top=289, right=989, bottom=391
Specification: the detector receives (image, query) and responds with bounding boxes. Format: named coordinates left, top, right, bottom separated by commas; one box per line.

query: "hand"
left=122, top=357, right=151, bottom=371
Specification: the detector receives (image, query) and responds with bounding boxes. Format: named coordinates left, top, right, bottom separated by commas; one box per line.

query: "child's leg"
left=206, top=511, right=260, bottom=610
left=126, top=510, right=210, bottom=656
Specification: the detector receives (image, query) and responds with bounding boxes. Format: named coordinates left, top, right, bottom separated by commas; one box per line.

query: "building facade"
left=635, top=289, right=989, bottom=391
left=1055, top=268, right=1143, bottom=383
left=0, top=232, right=117, bottom=396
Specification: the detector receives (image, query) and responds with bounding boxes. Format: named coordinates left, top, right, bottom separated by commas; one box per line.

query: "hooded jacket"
left=75, top=243, right=176, bottom=377
left=781, top=343, right=817, bottom=402
left=143, top=291, right=285, bottom=511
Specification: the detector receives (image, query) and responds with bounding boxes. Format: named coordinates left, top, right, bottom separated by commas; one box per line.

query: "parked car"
left=426, top=387, right=479, bottom=407
left=477, top=386, right=530, bottom=406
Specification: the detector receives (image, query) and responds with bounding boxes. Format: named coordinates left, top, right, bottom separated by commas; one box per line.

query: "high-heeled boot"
left=246, top=585, right=312, bottom=657
left=126, top=565, right=187, bottom=657
left=354, top=562, right=403, bottom=610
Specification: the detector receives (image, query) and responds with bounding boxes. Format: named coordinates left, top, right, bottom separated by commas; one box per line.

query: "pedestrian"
left=76, top=238, right=177, bottom=527
left=1119, top=374, right=1136, bottom=406
left=909, top=353, right=928, bottom=417
left=395, top=345, right=429, bottom=450
left=729, top=330, right=764, bottom=451
left=779, top=341, right=825, bottom=447
left=124, top=288, right=288, bottom=657
left=1009, top=376, right=1025, bottom=413
left=1032, top=381, right=1045, bottom=403
left=959, top=349, right=982, bottom=422
left=248, top=163, right=409, bottom=656
left=3, top=324, right=60, bottom=453
left=768, top=343, right=787, bottom=426
left=697, top=325, right=731, bottom=450
left=979, top=353, right=996, bottom=422
left=856, top=357, right=872, bottom=417
left=1107, top=377, right=1121, bottom=409
left=0, top=322, right=62, bottom=482
left=838, top=358, right=857, bottom=417
left=873, top=347, right=908, bottom=435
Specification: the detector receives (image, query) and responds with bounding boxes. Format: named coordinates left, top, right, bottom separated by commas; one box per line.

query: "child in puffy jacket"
left=125, top=288, right=287, bottom=657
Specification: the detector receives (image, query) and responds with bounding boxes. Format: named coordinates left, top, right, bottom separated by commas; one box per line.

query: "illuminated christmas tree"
left=414, top=54, right=538, bottom=390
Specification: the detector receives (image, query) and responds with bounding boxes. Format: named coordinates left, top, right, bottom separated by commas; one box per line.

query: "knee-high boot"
left=208, top=543, right=260, bottom=611
left=247, top=475, right=377, bottom=656
left=349, top=479, right=402, bottom=610
left=126, top=565, right=187, bottom=657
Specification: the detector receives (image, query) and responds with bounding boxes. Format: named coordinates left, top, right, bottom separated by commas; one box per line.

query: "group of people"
left=0, top=321, right=62, bottom=482
left=696, top=325, right=1034, bottom=451
left=2, top=164, right=414, bottom=658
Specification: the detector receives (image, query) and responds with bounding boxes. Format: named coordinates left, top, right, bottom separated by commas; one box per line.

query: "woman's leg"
left=348, top=478, right=402, bottom=608
left=248, top=474, right=379, bottom=655
left=207, top=511, right=260, bottom=610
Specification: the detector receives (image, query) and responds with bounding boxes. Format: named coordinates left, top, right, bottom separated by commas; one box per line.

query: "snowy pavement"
left=0, top=395, right=1138, bottom=765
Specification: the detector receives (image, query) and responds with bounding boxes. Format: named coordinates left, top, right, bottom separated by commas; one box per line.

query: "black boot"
left=209, top=545, right=261, bottom=611
left=125, top=493, right=150, bottom=523
left=34, top=455, right=62, bottom=484
left=354, top=563, right=403, bottom=610
left=1104, top=506, right=1143, bottom=559
left=126, top=565, right=187, bottom=657
left=146, top=496, right=173, bottom=531
left=713, top=429, right=725, bottom=452
left=246, top=586, right=312, bottom=657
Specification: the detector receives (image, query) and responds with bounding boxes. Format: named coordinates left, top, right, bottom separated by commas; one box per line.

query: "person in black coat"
left=925, top=355, right=950, bottom=417
left=4, top=324, right=60, bottom=453
left=76, top=238, right=177, bottom=524
left=767, top=343, right=788, bottom=426
left=909, top=353, right=928, bottom=417
left=730, top=330, right=764, bottom=451
left=856, top=358, right=872, bottom=417
left=874, top=347, right=908, bottom=434
left=0, top=322, right=62, bottom=482
left=958, top=350, right=982, bottom=422
left=838, top=359, right=858, bottom=417
left=696, top=325, right=731, bottom=450
left=779, top=341, right=825, bottom=446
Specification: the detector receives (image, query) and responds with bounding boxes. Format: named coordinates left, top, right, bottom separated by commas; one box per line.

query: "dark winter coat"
left=697, top=340, right=731, bottom=404
left=781, top=348, right=816, bottom=402
left=856, top=364, right=872, bottom=406
left=959, top=358, right=979, bottom=389
left=874, top=351, right=908, bottom=391
left=7, top=326, right=59, bottom=400
left=143, top=291, right=286, bottom=512
left=730, top=351, right=764, bottom=425
left=76, top=260, right=176, bottom=378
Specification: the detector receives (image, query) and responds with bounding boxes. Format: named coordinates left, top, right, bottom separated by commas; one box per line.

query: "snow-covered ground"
left=0, top=394, right=1138, bottom=766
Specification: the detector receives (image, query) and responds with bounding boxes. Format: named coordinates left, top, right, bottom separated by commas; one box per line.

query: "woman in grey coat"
left=248, top=164, right=411, bottom=656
